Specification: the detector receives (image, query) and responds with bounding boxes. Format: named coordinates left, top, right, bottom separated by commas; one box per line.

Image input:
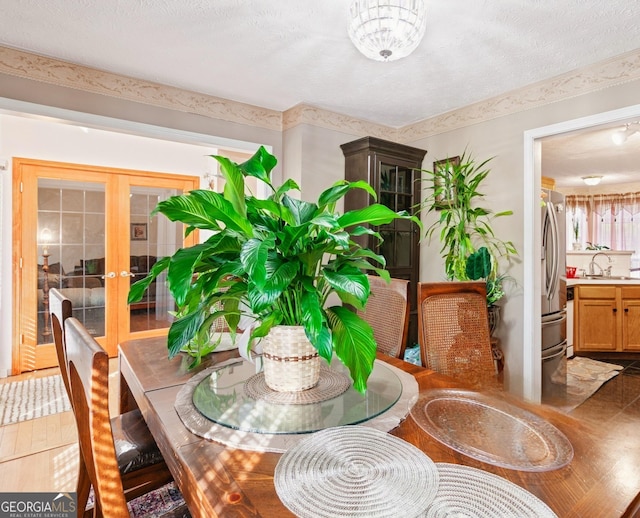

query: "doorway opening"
left=524, top=102, right=640, bottom=402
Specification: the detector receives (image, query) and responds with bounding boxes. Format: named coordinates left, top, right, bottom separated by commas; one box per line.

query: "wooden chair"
left=50, top=289, right=175, bottom=515
left=64, top=317, right=190, bottom=518
left=417, top=281, right=501, bottom=389
left=50, top=287, right=74, bottom=398
left=357, top=275, right=410, bottom=359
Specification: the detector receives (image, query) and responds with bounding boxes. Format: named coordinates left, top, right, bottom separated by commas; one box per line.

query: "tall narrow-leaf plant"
left=420, top=151, right=517, bottom=304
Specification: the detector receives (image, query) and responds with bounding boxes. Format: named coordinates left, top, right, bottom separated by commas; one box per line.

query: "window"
left=566, top=193, right=640, bottom=275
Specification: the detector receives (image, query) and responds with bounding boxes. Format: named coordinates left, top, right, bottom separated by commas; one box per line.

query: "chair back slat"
left=65, top=317, right=130, bottom=517
left=358, top=275, right=410, bottom=359
left=418, top=282, right=499, bottom=388
left=49, top=288, right=73, bottom=399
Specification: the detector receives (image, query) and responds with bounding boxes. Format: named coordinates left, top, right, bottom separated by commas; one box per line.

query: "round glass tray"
left=410, top=388, right=573, bottom=472
left=192, top=359, right=403, bottom=434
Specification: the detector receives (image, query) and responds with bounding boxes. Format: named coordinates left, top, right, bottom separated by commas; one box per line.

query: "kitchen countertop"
left=566, top=276, right=640, bottom=285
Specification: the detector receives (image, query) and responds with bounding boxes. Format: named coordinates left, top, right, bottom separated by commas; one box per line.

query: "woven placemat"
left=244, top=365, right=350, bottom=405
left=425, top=463, right=557, bottom=517
left=274, top=426, right=439, bottom=518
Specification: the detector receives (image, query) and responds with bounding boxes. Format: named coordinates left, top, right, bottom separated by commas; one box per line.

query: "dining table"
left=118, top=336, right=640, bottom=518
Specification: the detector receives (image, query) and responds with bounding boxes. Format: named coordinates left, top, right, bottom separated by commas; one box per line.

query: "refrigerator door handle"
left=545, top=200, right=560, bottom=302
left=542, top=311, right=566, bottom=326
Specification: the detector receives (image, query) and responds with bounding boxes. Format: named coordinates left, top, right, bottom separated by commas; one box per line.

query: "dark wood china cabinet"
left=340, top=136, right=426, bottom=348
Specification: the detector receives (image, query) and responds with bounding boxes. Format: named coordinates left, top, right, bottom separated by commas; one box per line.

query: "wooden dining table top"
left=118, top=336, right=640, bottom=518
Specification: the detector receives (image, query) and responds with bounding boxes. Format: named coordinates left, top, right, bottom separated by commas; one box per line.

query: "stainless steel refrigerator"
left=541, top=189, right=567, bottom=398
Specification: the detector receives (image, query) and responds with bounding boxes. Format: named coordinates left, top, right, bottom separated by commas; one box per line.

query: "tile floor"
left=566, top=359, right=640, bottom=436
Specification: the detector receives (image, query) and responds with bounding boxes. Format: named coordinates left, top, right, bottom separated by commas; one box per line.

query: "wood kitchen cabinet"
left=340, top=136, right=426, bottom=348
left=575, top=285, right=640, bottom=352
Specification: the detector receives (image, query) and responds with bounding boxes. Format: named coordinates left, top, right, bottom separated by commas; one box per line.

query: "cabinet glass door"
left=378, top=162, right=416, bottom=269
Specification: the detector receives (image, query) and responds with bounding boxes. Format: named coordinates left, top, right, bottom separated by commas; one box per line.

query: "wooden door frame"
left=12, top=157, right=199, bottom=374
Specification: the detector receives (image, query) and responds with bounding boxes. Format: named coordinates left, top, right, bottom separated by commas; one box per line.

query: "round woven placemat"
left=274, top=426, right=439, bottom=518
left=425, top=463, right=557, bottom=517
left=244, top=365, right=351, bottom=405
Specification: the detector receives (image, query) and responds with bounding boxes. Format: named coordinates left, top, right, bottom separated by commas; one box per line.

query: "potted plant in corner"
left=128, top=146, right=420, bottom=393
left=419, top=151, right=518, bottom=332
left=572, top=218, right=581, bottom=250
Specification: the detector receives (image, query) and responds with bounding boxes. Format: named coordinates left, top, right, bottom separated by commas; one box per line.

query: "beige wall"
left=2, top=54, right=640, bottom=396
left=407, top=77, right=640, bottom=397
left=284, top=124, right=362, bottom=206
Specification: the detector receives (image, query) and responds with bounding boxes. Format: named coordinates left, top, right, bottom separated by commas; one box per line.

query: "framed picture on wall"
left=131, top=223, right=148, bottom=241
left=433, top=156, right=460, bottom=209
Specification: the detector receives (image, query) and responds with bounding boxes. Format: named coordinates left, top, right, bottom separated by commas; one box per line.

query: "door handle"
left=120, top=271, right=136, bottom=278
left=101, top=271, right=116, bottom=279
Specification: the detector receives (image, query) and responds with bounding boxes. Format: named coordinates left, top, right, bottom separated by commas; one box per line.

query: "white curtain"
left=566, top=192, right=640, bottom=270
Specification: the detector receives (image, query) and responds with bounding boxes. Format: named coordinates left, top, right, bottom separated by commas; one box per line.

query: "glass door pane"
left=38, top=179, right=106, bottom=343
left=128, top=185, right=185, bottom=334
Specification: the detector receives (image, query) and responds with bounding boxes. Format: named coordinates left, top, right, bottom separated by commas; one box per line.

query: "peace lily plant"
left=128, top=146, right=420, bottom=393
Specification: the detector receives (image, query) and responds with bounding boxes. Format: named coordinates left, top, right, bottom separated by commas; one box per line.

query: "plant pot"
left=572, top=242, right=581, bottom=251
left=262, top=325, right=320, bottom=392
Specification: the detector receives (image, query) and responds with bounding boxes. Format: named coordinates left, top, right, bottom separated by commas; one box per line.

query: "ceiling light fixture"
left=582, top=176, right=603, bottom=186
left=611, top=121, right=640, bottom=145
left=348, top=0, right=427, bottom=62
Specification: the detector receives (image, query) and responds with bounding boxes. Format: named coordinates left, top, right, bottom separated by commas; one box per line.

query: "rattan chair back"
left=418, top=282, right=499, bottom=388
left=358, top=275, right=410, bottom=359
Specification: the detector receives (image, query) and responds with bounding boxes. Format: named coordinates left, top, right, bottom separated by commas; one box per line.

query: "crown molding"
left=397, top=48, right=640, bottom=143
left=1, top=45, right=640, bottom=143
left=0, top=46, right=282, bottom=131
left=282, top=103, right=396, bottom=140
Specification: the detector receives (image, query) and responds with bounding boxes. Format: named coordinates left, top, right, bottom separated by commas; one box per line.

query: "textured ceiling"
left=1, top=0, right=640, bottom=185
left=542, top=122, right=640, bottom=188
left=2, top=0, right=640, bottom=127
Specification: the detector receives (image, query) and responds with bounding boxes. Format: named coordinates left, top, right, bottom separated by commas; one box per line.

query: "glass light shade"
left=348, top=0, right=427, bottom=62
left=582, top=176, right=603, bottom=186
left=611, top=130, right=627, bottom=145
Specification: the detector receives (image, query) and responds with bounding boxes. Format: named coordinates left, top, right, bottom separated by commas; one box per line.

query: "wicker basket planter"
left=263, top=326, right=320, bottom=392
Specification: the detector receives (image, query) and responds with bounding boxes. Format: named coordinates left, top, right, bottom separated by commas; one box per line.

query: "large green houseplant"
left=128, top=146, right=419, bottom=393
left=420, top=151, right=517, bottom=306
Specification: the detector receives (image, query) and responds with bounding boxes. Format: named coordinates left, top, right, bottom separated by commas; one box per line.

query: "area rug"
left=128, top=483, right=188, bottom=517
left=554, top=357, right=624, bottom=413
left=0, top=375, right=71, bottom=426
left=86, top=483, right=187, bottom=517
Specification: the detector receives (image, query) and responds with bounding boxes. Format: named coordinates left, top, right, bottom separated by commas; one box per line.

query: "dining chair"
left=417, top=281, right=501, bottom=389
left=357, top=275, right=410, bottom=359
left=50, top=289, right=174, bottom=515
left=64, top=316, right=191, bottom=518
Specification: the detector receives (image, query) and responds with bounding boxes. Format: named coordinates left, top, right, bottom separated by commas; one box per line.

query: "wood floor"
left=1, top=358, right=639, bottom=494
left=0, top=360, right=121, bottom=492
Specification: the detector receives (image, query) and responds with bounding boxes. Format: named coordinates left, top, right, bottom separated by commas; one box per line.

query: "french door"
left=13, top=158, right=199, bottom=373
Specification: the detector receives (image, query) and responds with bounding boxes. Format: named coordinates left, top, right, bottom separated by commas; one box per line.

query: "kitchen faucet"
left=588, top=251, right=612, bottom=276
